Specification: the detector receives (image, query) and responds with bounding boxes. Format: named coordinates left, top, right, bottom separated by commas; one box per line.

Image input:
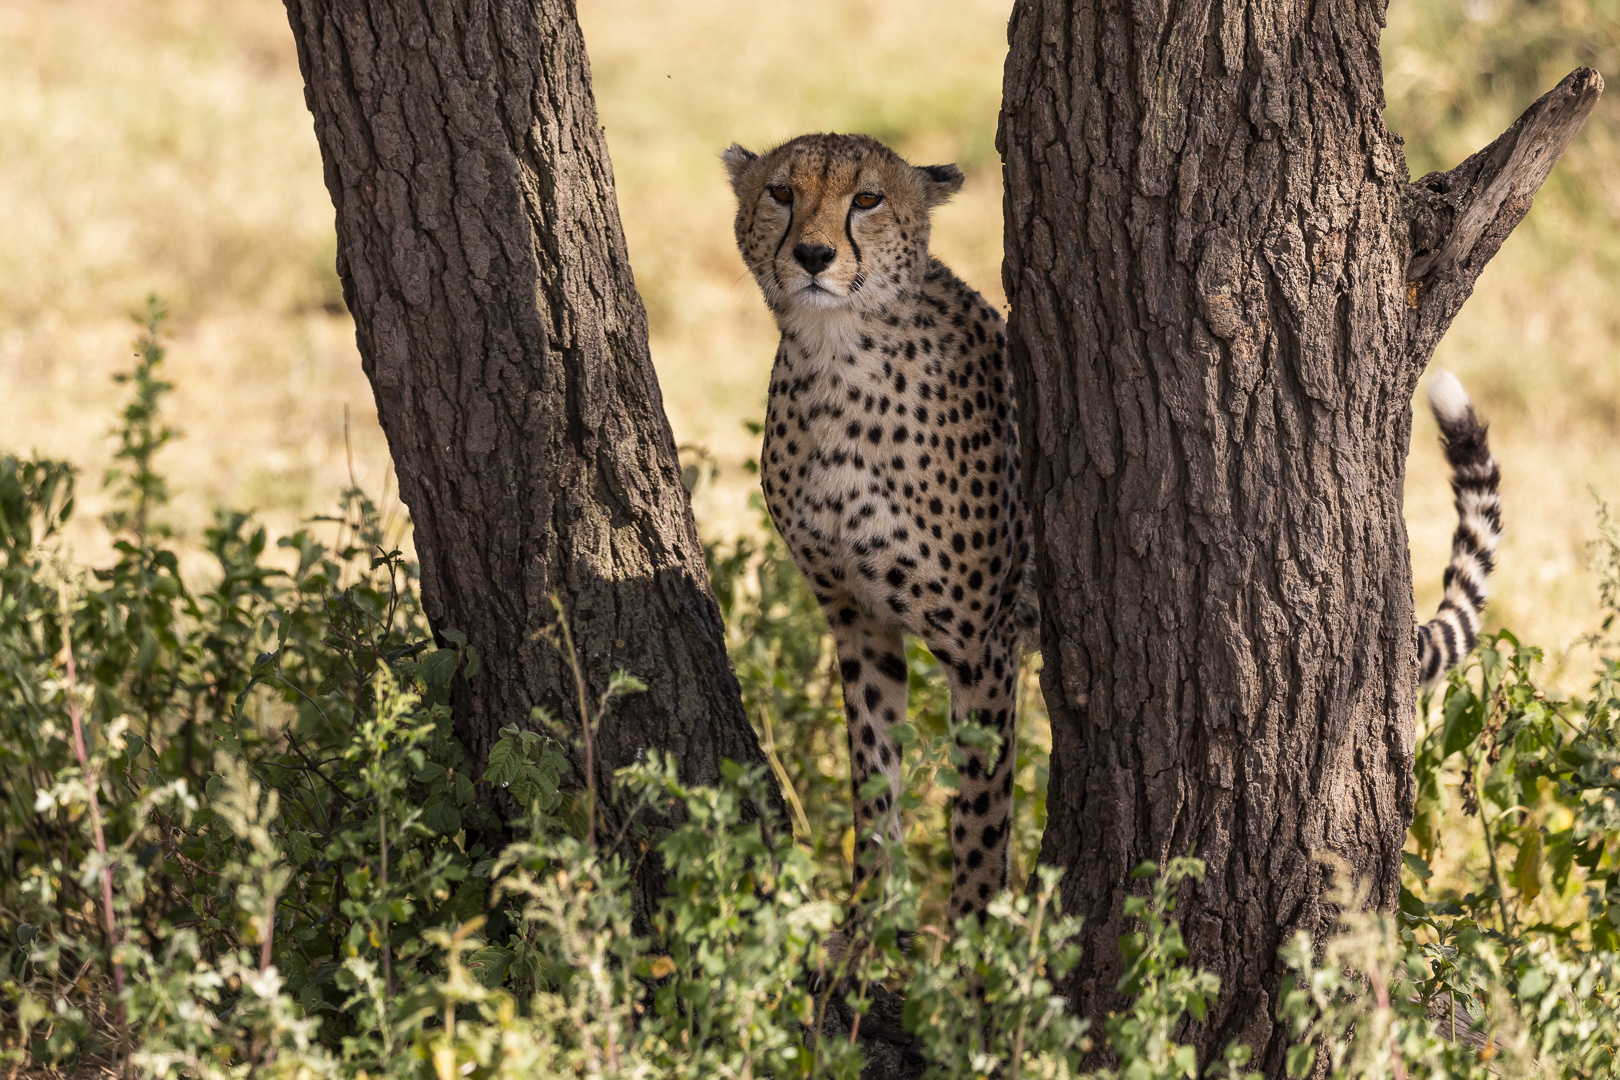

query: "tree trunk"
left=282, top=0, right=768, bottom=916
left=999, top=1, right=1597, bottom=1071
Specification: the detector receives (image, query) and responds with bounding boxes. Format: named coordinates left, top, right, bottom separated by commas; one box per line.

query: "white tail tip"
left=1426, top=367, right=1472, bottom=425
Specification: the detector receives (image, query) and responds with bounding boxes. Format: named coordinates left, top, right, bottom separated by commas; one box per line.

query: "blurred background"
left=1, top=0, right=1617, bottom=691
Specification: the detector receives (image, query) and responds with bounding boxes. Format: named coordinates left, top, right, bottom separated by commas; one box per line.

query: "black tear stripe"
left=772, top=203, right=795, bottom=265
left=845, top=205, right=864, bottom=268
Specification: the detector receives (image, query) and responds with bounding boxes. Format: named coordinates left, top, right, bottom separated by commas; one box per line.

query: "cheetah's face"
left=723, top=134, right=963, bottom=321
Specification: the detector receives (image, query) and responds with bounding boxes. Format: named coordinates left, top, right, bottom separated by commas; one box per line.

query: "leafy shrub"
left=7, top=308, right=1620, bottom=1079
left=0, top=313, right=1210, bottom=1078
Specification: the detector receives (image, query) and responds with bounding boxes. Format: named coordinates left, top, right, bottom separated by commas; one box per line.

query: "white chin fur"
left=794, top=285, right=850, bottom=309
left=779, top=300, right=863, bottom=358
left=1426, top=367, right=1473, bottom=425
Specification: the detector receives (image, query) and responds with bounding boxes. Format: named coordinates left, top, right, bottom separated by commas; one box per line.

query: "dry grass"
left=1, top=0, right=1617, bottom=696
left=0, top=0, right=386, bottom=580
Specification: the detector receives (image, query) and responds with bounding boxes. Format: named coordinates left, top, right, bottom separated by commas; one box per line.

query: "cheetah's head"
left=723, top=133, right=963, bottom=326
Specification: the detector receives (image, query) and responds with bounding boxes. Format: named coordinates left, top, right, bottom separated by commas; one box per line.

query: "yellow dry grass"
left=1, top=0, right=1616, bottom=698
left=0, top=0, right=384, bottom=578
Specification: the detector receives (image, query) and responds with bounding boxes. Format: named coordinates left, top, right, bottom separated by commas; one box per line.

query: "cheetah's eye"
left=852, top=192, right=884, bottom=210
left=768, top=185, right=793, bottom=205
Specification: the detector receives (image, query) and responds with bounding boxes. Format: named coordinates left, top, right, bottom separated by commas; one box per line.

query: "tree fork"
left=999, top=3, right=1597, bottom=1072
left=282, top=0, right=770, bottom=917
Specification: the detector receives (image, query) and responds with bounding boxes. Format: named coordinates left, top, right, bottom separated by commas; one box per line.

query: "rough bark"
left=999, top=2, right=1595, bottom=1072
left=282, top=0, right=767, bottom=915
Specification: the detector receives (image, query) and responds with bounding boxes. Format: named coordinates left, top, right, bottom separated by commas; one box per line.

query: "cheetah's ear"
left=722, top=144, right=759, bottom=192
left=917, top=163, right=965, bottom=208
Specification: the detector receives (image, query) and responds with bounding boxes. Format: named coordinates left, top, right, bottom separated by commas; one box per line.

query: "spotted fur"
left=725, top=133, right=1033, bottom=923
left=1417, top=368, right=1502, bottom=690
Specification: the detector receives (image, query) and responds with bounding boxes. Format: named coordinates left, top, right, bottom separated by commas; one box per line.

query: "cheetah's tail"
left=1417, top=369, right=1502, bottom=690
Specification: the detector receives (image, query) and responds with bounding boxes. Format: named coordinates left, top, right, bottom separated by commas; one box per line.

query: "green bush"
left=5, top=309, right=1620, bottom=1078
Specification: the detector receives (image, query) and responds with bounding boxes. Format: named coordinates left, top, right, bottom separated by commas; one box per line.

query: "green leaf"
left=1286, top=1043, right=1316, bottom=1079
left=440, top=627, right=468, bottom=648
left=1518, top=967, right=1549, bottom=999
left=483, top=738, right=525, bottom=788
left=1441, top=686, right=1485, bottom=760
left=418, top=648, right=457, bottom=687
left=1548, top=834, right=1577, bottom=896
left=1398, top=885, right=1429, bottom=917
left=424, top=794, right=462, bottom=836
left=859, top=773, right=893, bottom=800
left=463, top=645, right=481, bottom=679
left=608, top=670, right=648, bottom=697
left=1513, top=827, right=1544, bottom=903
left=286, top=831, right=315, bottom=866
left=467, top=946, right=515, bottom=988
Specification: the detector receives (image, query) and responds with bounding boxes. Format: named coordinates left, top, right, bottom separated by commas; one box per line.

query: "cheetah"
left=724, top=133, right=1032, bottom=922
left=722, top=132, right=1500, bottom=926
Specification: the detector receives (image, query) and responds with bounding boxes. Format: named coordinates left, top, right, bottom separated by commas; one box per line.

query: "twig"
left=1009, top=887, right=1050, bottom=1080
left=380, top=801, right=392, bottom=996
left=1405, top=67, right=1604, bottom=367
left=56, top=583, right=128, bottom=1059
left=757, top=705, right=813, bottom=840
left=1476, top=740, right=1518, bottom=940
left=285, top=729, right=354, bottom=807
left=1371, top=967, right=1407, bottom=1080
left=551, top=596, right=597, bottom=848
left=261, top=893, right=278, bottom=974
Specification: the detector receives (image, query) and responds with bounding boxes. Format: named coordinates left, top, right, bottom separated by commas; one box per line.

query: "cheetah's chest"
left=759, top=353, right=923, bottom=598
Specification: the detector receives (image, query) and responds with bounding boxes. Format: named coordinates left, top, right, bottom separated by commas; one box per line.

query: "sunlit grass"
left=0, top=0, right=386, bottom=581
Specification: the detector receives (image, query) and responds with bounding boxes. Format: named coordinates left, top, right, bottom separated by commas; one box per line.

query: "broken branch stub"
left=1404, top=66, right=1603, bottom=368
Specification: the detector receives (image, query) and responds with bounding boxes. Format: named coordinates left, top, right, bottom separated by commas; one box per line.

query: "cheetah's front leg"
left=941, top=634, right=1020, bottom=924
left=828, top=613, right=910, bottom=899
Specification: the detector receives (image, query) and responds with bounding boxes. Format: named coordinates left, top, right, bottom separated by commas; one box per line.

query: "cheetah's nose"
left=793, top=243, right=836, bottom=275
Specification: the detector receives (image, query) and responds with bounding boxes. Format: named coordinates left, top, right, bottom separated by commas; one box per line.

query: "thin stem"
left=260, top=893, right=277, bottom=974
left=552, top=596, right=596, bottom=848
left=285, top=728, right=354, bottom=808
left=757, top=705, right=812, bottom=840
left=1476, top=741, right=1517, bottom=939
left=57, top=584, right=127, bottom=1056
left=1009, top=888, right=1049, bottom=1080
left=380, top=802, right=392, bottom=996
left=1370, top=967, right=1406, bottom=1080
